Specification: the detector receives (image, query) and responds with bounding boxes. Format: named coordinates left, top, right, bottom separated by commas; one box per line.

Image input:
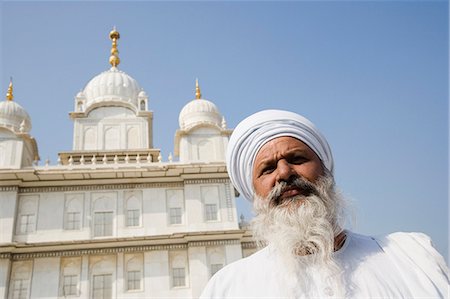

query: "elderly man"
left=200, top=110, right=448, bottom=298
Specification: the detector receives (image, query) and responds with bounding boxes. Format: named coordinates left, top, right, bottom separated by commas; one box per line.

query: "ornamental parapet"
left=58, top=149, right=161, bottom=167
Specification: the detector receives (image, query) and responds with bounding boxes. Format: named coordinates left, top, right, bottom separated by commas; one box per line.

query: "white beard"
left=251, top=173, right=347, bottom=297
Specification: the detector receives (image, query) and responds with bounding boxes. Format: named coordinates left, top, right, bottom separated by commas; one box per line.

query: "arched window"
left=125, top=254, right=143, bottom=291
left=92, top=196, right=114, bottom=237
left=64, top=195, right=83, bottom=230
left=90, top=256, right=115, bottom=298
left=125, top=196, right=141, bottom=227
left=127, top=127, right=139, bottom=149
left=9, top=262, right=32, bottom=299
left=170, top=252, right=188, bottom=287
left=60, top=257, right=81, bottom=297
left=197, top=139, right=213, bottom=161
left=84, top=127, right=96, bottom=150
left=104, top=127, right=119, bottom=149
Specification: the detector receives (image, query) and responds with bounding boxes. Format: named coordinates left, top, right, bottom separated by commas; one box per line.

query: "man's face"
left=252, top=136, right=324, bottom=200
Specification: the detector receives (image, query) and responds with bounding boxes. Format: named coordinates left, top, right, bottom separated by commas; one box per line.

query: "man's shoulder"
left=374, top=231, right=439, bottom=254
left=374, top=231, right=448, bottom=283
left=348, top=231, right=435, bottom=249
left=200, top=247, right=272, bottom=298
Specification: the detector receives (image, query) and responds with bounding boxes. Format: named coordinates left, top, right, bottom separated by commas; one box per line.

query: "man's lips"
left=269, top=178, right=318, bottom=207
left=279, top=187, right=302, bottom=199
left=275, top=185, right=315, bottom=205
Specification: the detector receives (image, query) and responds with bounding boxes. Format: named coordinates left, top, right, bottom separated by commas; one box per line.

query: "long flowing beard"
left=251, top=173, right=347, bottom=297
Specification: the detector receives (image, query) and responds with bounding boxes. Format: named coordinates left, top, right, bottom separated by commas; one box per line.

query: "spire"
left=6, top=78, right=13, bottom=101
left=109, top=27, right=121, bottom=67
left=195, top=78, right=202, bottom=99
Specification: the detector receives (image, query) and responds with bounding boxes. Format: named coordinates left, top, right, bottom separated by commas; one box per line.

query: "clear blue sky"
left=1, top=1, right=448, bottom=261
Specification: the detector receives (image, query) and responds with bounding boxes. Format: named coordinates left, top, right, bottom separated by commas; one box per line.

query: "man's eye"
left=261, top=166, right=274, bottom=175
left=290, top=155, right=307, bottom=164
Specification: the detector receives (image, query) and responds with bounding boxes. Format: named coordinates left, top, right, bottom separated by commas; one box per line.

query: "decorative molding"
left=16, top=179, right=232, bottom=193
left=18, top=182, right=184, bottom=193
left=184, top=178, right=230, bottom=185
left=241, top=242, right=257, bottom=249
left=0, top=186, right=19, bottom=192
left=188, top=239, right=240, bottom=247
left=0, top=253, right=12, bottom=259
left=11, top=244, right=188, bottom=260
left=2, top=238, right=248, bottom=260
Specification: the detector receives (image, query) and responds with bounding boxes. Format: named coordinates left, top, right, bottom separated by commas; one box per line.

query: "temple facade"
left=0, top=29, right=255, bottom=299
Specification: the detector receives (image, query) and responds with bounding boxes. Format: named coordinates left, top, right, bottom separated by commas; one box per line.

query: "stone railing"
left=57, top=149, right=163, bottom=168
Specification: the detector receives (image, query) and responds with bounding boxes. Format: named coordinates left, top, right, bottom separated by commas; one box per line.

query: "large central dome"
left=75, top=28, right=147, bottom=114
left=82, top=67, right=142, bottom=110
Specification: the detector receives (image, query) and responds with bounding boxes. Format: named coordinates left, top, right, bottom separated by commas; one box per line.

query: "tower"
left=0, top=79, right=39, bottom=169
left=62, top=28, right=158, bottom=165
left=175, top=79, right=231, bottom=162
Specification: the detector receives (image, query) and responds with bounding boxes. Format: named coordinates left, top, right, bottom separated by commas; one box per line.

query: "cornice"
left=13, top=178, right=232, bottom=193
left=0, top=186, right=18, bottom=192
left=241, top=242, right=257, bottom=249
left=0, top=231, right=248, bottom=260
left=9, top=240, right=244, bottom=260
left=18, top=182, right=184, bottom=193
left=184, top=178, right=230, bottom=185
left=0, top=163, right=229, bottom=187
left=188, top=239, right=240, bottom=247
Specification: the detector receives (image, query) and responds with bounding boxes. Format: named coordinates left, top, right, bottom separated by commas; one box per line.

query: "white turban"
left=226, top=109, right=334, bottom=201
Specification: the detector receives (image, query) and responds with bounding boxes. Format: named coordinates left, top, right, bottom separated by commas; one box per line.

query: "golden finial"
left=6, top=78, right=13, bottom=101
left=195, top=78, right=202, bottom=99
left=109, top=27, right=120, bottom=67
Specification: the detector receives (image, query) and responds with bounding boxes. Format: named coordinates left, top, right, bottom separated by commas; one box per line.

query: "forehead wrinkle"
left=256, top=143, right=311, bottom=163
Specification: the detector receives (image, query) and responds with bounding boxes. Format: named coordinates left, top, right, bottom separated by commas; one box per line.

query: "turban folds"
left=226, top=109, right=333, bottom=201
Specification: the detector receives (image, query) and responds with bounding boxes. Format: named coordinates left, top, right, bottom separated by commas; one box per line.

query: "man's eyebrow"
left=255, top=147, right=309, bottom=169
left=254, top=158, right=275, bottom=172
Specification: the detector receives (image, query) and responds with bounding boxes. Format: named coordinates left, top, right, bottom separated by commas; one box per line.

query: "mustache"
left=268, top=177, right=319, bottom=207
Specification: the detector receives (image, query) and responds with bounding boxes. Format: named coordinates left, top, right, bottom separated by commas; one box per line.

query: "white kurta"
left=200, top=232, right=449, bottom=298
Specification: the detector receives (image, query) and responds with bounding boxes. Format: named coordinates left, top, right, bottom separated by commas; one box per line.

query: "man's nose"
left=276, top=160, right=295, bottom=182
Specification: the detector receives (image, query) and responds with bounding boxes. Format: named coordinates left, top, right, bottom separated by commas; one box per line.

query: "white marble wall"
left=12, top=182, right=238, bottom=244
left=0, top=137, right=23, bottom=169
left=178, top=127, right=229, bottom=163
left=0, top=130, right=36, bottom=169
left=0, top=259, right=10, bottom=299
left=2, top=244, right=242, bottom=299
left=73, top=107, right=151, bottom=151
left=0, top=190, right=17, bottom=243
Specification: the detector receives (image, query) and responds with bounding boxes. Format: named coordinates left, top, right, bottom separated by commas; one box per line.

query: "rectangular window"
left=126, top=209, right=140, bottom=227
left=205, top=204, right=218, bottom=221
left=169, top=208, right=182, bottom=225
left=210, top=264, right=223, bottom=277
left=127, top=270, right=141, bottom=291
left=19, top=214, right=35, bottom=233
left=172, top=267, right=185, bottom=287
left=11, top=279, right=28, bottom=299
left=92, top=274, right=112, bottom=299
left=65, top=212, right=81, bottom=230
left=94, top=212, right=113, bottom=237
left=63, top=275, right=78, bottom=296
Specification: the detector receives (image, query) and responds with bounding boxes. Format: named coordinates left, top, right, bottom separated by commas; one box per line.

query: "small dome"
left=82, top=67, right=142, bottom=112
left=76, top=91, right=85, bottom=99
left=179, top=98, right=222, bottom=130
left=138, top=90, right=148, bottom=98
left=0, top=100, right=31, bottom=132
